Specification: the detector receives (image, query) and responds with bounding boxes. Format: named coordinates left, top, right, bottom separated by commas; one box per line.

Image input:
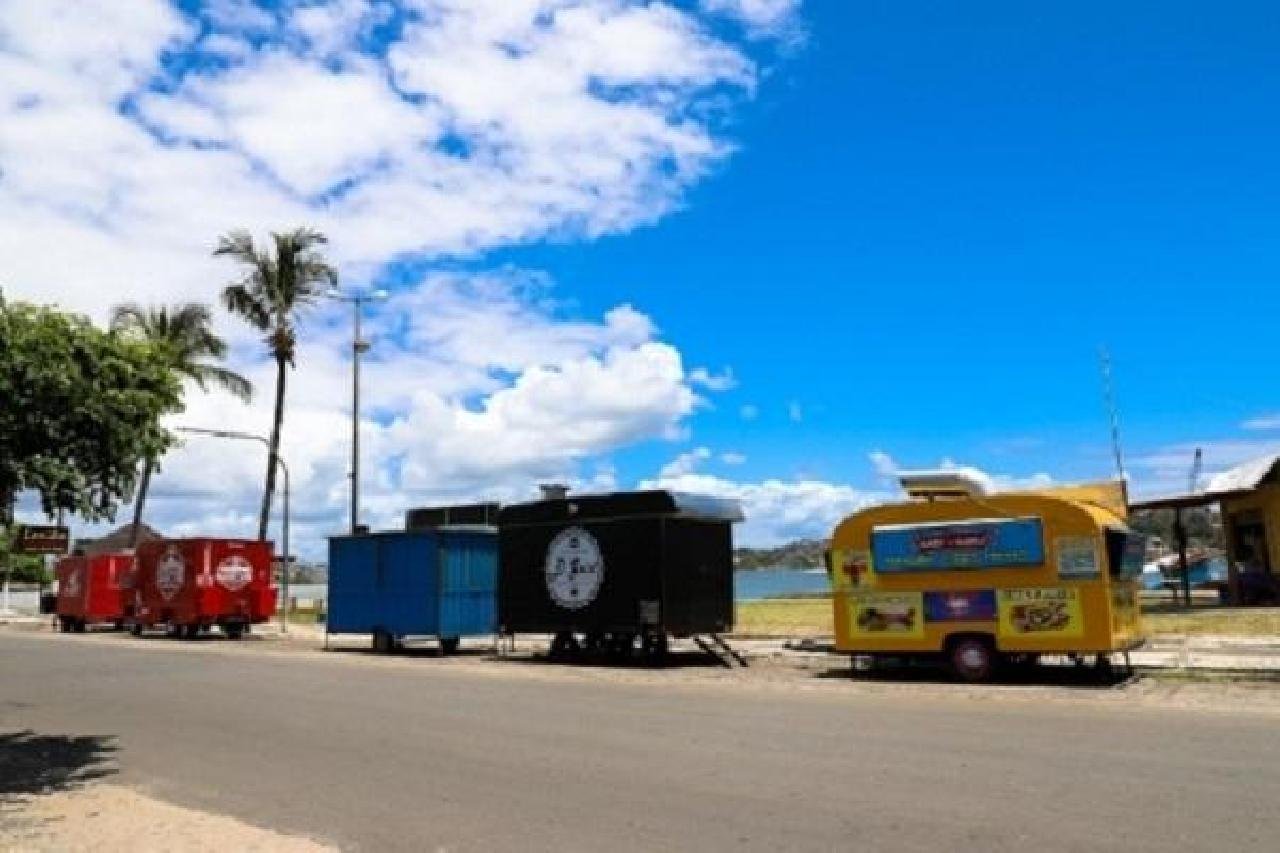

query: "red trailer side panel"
left=56, top=554, right=132, bottom=625
left=134, top=539, right=276, bottom=628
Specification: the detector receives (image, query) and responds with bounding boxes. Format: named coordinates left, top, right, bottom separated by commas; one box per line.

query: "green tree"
left=110, top=303, right=254, bottom=547
left=0, top=525, right=50, bottom=585
left=216, top=228, right=337, bottom=540
left=0, top=295, right=182, bottom=522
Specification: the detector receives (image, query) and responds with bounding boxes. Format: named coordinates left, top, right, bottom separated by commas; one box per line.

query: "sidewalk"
left=5, top=615, right=1278, bottom=675
left=767, top=633, right=1280, bottom=674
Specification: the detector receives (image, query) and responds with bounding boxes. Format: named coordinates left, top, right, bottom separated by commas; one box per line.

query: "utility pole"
left=327, top=288, right=387, bottom=534
left=1099, top=346, right=1127, bottom=482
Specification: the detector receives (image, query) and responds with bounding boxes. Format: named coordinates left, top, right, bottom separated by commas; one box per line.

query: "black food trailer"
left=498, top=490, right=743, bottom=661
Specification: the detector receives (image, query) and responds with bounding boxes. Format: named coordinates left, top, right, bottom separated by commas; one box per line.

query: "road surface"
left=2, top=631, right=1278, bottom=851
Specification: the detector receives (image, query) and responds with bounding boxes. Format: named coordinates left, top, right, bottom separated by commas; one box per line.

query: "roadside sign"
left=15, top=525, right=70, bottom=555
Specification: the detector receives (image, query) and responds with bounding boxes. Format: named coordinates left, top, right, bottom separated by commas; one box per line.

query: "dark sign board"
left=15, top=524, right=70, bottom=555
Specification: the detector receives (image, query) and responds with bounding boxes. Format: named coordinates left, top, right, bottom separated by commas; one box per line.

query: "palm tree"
left=110, top=303, right=253, bottom=547
left=216, top=227, right=337, bottom=540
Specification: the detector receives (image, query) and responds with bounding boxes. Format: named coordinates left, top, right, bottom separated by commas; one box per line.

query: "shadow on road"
left=816, top=662, right=1137, bottom=689
left=0, top=730, right=118, bottom=801
left=500, top=650, right=729, bottom=671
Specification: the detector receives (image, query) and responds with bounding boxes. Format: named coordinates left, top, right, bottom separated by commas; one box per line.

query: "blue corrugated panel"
left=438, top=529, right=498, bottom=638
left=327, top=529, right=496, bottom=640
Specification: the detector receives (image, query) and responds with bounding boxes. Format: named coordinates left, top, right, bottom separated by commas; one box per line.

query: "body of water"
left=3, top=569, right=830, bottom=616
left=284, top=569, right=828, bottom=606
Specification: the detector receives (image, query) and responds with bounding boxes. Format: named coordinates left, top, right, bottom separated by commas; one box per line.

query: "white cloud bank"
left=0, top=0, right=790, bottom=318
left=1, top=1, right=804, bottom=555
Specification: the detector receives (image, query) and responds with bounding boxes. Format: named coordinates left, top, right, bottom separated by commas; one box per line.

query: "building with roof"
left=1131, top=454, right=1280, bottom=605
left=72, top=522, right=162, bottom=557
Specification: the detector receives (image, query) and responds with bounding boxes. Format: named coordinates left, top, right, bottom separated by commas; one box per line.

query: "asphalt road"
left=3, top=632, right=1278, bottom=852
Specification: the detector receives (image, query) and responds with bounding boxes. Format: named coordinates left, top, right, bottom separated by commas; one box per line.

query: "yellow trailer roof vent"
left=899, top=470, right=990, bottom=500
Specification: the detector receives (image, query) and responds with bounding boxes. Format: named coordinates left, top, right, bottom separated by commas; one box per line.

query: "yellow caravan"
left=829, top=473, right=1145, bottom=681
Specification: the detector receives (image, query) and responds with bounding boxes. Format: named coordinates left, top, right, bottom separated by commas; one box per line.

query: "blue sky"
left=505, top=0, right=1280, bottom=496
left=5, top=1, right=1280, bottom=551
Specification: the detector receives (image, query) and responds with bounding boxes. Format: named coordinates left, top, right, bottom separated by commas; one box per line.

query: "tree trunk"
left=128, top=459, right=153, bottom=549
left=258, top=354, right=288, bottom=541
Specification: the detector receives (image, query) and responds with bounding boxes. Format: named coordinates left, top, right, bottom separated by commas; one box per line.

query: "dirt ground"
left=1, top=785, right=332, bottom=852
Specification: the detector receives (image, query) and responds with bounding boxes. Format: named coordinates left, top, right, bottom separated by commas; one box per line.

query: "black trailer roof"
left=498, top=490, right=743, bottom=526
left=405, top=503, right=500, bottom=529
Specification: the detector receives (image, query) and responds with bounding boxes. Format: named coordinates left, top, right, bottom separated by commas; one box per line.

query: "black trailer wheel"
left=440, top=637, right=460, bottom=655
left=606, top=633, right=636, bottom=663
left=583, top=632, right=606, bottom=656
left=184, top=624, right=202, bottom=640
left=642, top=632, right=668, bottom=664
left=549, top=631, right=579, bottom=660
left=949, top=637, right=995, bottom=683
left=74, top=620, right=87, bottom=633
left=113, top=620, right=125, bottom=632
left=224, top=624, right=245, bottom=641
left=57, top=617, right=68, bottom=633
left=130, top=623, right=143, bottom=637
left=372, top=629, right=395, bottom=654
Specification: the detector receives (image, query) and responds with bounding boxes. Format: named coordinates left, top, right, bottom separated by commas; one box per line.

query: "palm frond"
left=191, top=365, right=254, bottom=402
left=221, top=283, right=271, bottom=331
left=109, top=302, right=150, bottom=335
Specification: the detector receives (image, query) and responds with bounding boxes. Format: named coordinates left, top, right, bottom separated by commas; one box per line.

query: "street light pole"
left=327, top=288, right=386, bottom=534
left=177, top=426, right=291, bottom=632
left=351, top=300, right=363, bottom=535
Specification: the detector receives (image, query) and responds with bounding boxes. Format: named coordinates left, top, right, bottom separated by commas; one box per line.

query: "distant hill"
left=734, top=538, right=829, bottom=571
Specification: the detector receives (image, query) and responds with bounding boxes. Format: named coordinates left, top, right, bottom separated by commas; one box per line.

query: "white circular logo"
left=215, top=556, right=253, bottom=592
left=156, top=548, right=185, bottom=600
left=545, top=527, right=604, bottom=610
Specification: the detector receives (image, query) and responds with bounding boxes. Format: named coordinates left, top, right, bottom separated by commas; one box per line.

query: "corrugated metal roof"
left=1131, top=454, right=1280, bottom=511
left=1204, top=454, right=1280, bottom=493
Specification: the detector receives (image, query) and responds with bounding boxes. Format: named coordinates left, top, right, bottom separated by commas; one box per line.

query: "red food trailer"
left=132, top=539, right=277, bottom=639
left=54, top=553, right=134, bottom=632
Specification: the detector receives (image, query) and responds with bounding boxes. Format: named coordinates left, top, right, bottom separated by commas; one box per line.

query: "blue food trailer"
left=327, top=528, right=497, bottom=653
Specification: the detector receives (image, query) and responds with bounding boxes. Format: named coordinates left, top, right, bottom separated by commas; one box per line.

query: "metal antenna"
left=1099, top=346, right=1127, bottom=481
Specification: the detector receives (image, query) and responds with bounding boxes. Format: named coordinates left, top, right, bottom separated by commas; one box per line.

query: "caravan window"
left=1105, top=528, right=1146, bottom=579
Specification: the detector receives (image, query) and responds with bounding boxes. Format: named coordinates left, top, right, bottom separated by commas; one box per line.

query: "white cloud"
left=0, top=3, right=797, bottom=555
left=644, top=471, right=878, bottom=547
left=787, top=401, right=803, bottom=422
left=648, top=445, right=872, bottom=545
left=17, top=269, right=704, bottom=559
left=0, top=0, right=767, bottom=319
left=660, top=447, right=714, bottom=478
left=868, top=451, right=1055, bottom=494
left=689, top=366, right=737, bottom=392
left=701, top=0, right=803, bottom=40
left=739, top=403, right=759, bottom=421
left=1242, top=413, right=1280, bottom=431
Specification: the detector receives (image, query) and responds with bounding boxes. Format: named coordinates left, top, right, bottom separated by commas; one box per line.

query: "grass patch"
left=280, top=609, right=323, bottom=626
left=736, top=598, right=832, bottom=636
left=1143, top=607, right=1280, bottom=636
left=735, top=598, right=1280, bottom=638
